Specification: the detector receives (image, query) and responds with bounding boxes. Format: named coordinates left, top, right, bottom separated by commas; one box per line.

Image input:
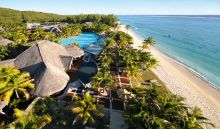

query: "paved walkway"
left=110, top=109, right=127, bottom=129
left=110, top=67, right=131, bottom=88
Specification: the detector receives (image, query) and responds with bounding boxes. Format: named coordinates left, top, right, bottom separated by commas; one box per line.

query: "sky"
left=0, top=0, right=220, bottom=15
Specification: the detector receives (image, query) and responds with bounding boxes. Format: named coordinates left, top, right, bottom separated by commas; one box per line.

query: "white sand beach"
left=120, top=25, right=220, bottom=128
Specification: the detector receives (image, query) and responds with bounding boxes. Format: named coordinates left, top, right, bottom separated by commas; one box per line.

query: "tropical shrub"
left=124, top=85, right=214, bottom=129
left=0, top=66, right=34, bottom=106
left=9, top=107, right=52, bottom=129
left=141, top=36, right=156, bottom=50
left=72, top=92, right=104, bottom=129
left=0, top=66, right=34, bottom=128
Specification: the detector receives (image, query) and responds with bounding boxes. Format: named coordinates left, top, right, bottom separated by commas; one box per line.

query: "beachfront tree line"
left=91, top=30, right=213, bottom=128
left=124, top=84, right=214, bottom=129
left=91, top=31, right=157, bottom=88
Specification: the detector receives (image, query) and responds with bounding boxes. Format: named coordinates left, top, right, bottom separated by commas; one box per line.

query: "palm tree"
left=0, top=45, right=9, bottom=61
left=9, top=108, right=52, bottom=129
left=99, top=54, right=113, bottom=70
left=185, top=107, right=215, bottom=128
left=91, top=70, right=116, bottom=88
left=124, top=95, right=170, bottom=129
left=72, top=92, right=104, bottom=129
left=124, top=84, right=215, bottom=129
left=0, top=66, right=34, bottom=112
left=142, top=37, right=156, bottom=49
left=125, top=25, right=131, bottom=34
left=2, top=32, right=12, bottom=40
left=30, top=27, right=44, bottom=41
left=141, top=43, right=148, bottom=50
left=113, top=22, right=120, bottom=31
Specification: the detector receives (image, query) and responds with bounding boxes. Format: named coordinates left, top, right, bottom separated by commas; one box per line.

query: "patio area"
left=110, top=110, right=127, bottom=129
left=63, top=60, right=132, bottom=129
left=67, top=58, right=84, bottom=82
left=110, top=67, right=131, bottom=89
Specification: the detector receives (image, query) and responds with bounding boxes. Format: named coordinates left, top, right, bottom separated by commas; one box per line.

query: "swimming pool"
left=60, top=32, right=106, bottom=55
left=60, top=32, right=99, bottom=48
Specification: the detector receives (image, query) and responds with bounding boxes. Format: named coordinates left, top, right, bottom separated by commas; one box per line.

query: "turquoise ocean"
left=118, top=15, right=220, bottom=89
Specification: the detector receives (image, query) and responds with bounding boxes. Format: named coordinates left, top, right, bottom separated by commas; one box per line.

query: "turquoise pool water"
left=60, top=32, right=106, bottom=55
left=60, top=32, right=99, bottom=48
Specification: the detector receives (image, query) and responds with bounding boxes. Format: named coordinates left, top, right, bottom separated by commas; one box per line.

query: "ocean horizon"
left=118, top=15, right=220, bottom=89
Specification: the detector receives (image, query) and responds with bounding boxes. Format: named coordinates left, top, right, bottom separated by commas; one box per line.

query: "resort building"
left=0, top=40, right=84, bottom=96
left=83, top=22, right=93, bottom=27
left=26, top=23, right=41, bottom=29
left=27, top=23, right=63, bottom=34
left=46, top=26, right=63, bottom=34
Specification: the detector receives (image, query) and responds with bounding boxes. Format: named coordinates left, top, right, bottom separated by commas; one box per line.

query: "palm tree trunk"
left=15, top=90, right=19, bottom=99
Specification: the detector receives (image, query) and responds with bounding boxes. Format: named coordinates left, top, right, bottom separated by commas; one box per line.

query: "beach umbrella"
left=76, top=61, right=98, bottom=84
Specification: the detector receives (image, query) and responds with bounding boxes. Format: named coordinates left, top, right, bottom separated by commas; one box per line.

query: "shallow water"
left=119, top=15, right=220, bottom=89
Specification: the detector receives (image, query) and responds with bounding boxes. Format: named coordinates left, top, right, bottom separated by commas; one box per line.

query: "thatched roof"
left=0, top=37, right=12, bottom=46
left=32, top=62, right=70, bottom=96
left=27, top=40, right=38, bottom=46
left=7, top=40, right=84, bottom=96
left=65, top=44, right=84, bottom=58
left=15, top=40, right=82, bottom=70
left=0, top=59, right=15, bottom=67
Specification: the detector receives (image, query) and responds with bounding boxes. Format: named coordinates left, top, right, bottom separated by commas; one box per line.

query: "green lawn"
left=130, top=69, right=166, bottom=88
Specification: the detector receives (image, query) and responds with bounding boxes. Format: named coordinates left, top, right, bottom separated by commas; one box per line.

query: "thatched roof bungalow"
left=26, top=23, right=41, bottom=30
left=0, top=40, right=84, bottom=96
left=47, top=26, right=63, bottom=34
left=0, top=59, right=15, bottom=66
left=65, top=44, right=85, bottom=58
left=84, top=22, right=93, bottom=26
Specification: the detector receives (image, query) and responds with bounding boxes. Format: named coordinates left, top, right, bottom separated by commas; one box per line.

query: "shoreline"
left=123, top=25, right=220, bottom=91
left=128, top=26, right=220, bottom=91
left=119, top=24, right=220, bottom=128
left=153, top=46, right=220, bottom=92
